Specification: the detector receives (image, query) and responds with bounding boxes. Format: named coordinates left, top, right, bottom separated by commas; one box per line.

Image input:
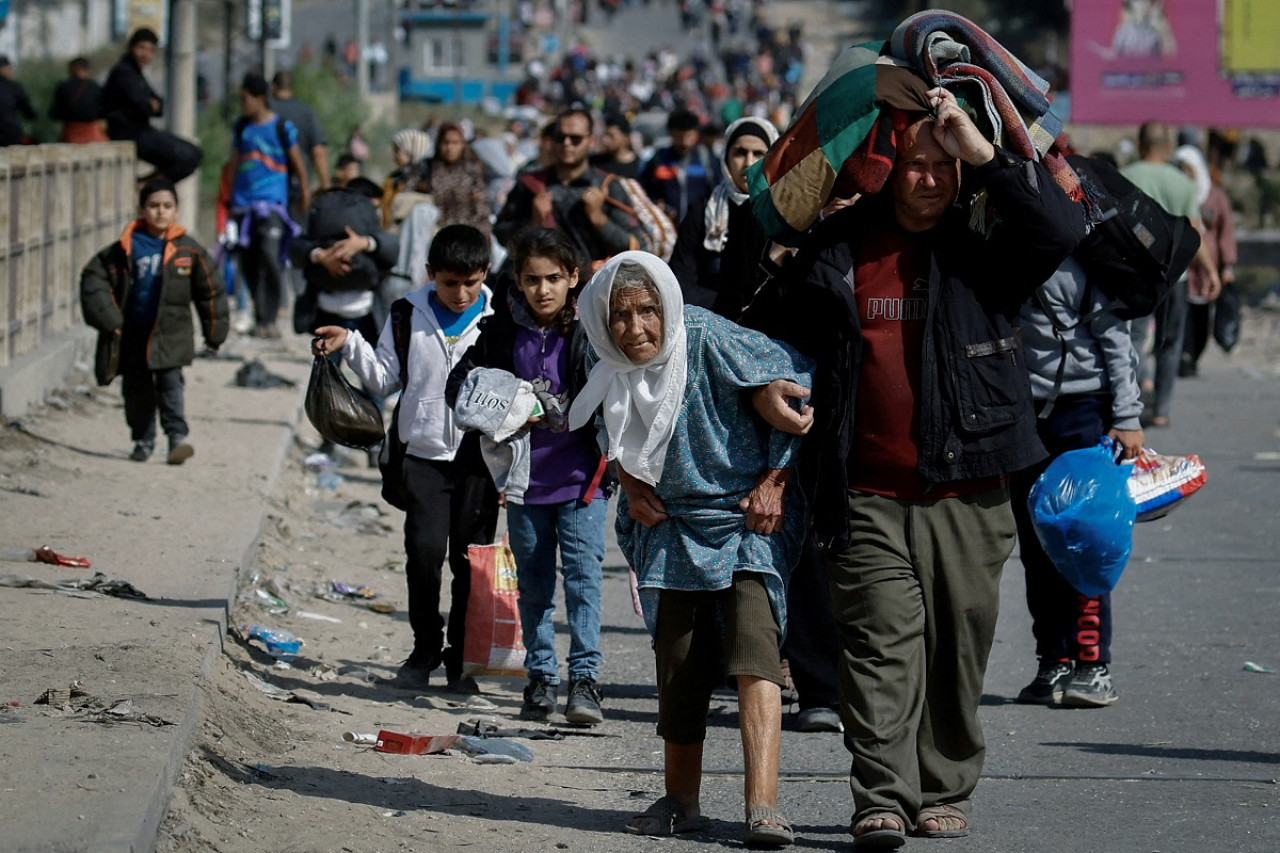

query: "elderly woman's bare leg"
left=739, top=675, right=781, bottom=806
left=739, top=673, right=794, bottom=844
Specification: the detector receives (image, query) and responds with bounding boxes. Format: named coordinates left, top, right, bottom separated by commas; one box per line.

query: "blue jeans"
left=506, top=498, right=608, bottom=684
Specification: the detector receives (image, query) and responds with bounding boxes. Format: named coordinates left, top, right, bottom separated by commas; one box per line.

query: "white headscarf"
left=568, top=251, right=688, bottom=486
left=392, top=129, right=432, bottom=165
left=1172, top=144, right=1211, bottom=207
left=703, top=116, right=778, bottom=252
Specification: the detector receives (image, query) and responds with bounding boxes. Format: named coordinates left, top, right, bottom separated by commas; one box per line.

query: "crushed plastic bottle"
left=455, top=735, right=534, bottom=763
left=241, top=625, right=302, bottom=661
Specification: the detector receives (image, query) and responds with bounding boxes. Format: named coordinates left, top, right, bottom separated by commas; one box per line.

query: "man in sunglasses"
left=495, top=108, right=644, bottom=265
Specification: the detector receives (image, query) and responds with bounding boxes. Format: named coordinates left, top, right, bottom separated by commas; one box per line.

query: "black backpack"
left=1066, top=153, right=1201, bottom=320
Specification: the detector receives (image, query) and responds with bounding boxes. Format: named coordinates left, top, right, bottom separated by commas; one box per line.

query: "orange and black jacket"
left=80, top=220, right=228, bottom=382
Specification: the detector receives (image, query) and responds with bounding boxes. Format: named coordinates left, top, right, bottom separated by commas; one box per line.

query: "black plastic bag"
left=1214, top=283, right=1241, bottom=353
left=305, top=355, right=384, bottom=449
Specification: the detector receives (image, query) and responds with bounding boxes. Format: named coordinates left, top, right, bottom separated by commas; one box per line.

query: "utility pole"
left=356, top=0, right=370, bottom=98
left=171, top=0, right=200, bottom=228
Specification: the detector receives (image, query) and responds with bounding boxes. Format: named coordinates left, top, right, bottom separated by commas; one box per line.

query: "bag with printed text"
left=461, top=539, right=525, bottom=678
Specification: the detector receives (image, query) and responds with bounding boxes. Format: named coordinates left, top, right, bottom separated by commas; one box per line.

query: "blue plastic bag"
left=1029, top=437, right=1137, bottom=597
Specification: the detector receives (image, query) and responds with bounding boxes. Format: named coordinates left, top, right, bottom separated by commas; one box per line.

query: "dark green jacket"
left=80, top=220, right=228, bottom=384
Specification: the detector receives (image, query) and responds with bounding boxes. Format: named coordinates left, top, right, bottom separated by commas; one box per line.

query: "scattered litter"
left=379, top=777, right=413, bottom=785
left=1243, top=661, right=1276, bottom=674
left=303, top=452, right=335, bottom=470
left=464, top=696, right=498, bottom=711
left=296, top=611, right=342, bottom=624
left=35, top=683, right=89, bottom=707
left=375, top=731, right=460, bottom=755
left=235, top=359, right=296, bottom=389
left=0, top=485, right=45, bottom=498
left=255, top=588, right=289, bottom=614
left=93, top=699, right=175, bottom=727
left=317, top=470, right=344, bottom=490
left=456, top=720, right=565, bottom=741
left=242, top=671, right=335, bottom=711
left=337, top=666, right=378, bottom=684
left=327, top=502, right=392, bottom=534
left=471, top=753, right=518, bottom=765
left=311, top=664, right=339, bottom=681
left=0, top=572, right=147, bottom=599
left=331, top=580, right=378, bottom=599
left=240, top=625, right=302, bottom=660
left=455, top=735, right=534, bottom=763
left=367, top=602, right=396, bottom=614
left=382, top=810, right=408, bottom=818
left=243, top=671, right=294, bottom=700
left=343, top=731, right=378, bottom=745
left=0, top=546, right=91, bottom=567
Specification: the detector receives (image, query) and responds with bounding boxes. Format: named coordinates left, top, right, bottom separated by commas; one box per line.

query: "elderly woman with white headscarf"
left=568, top=251, right=812, bottom=847
left=1172, top=143, right=1239, bottom=376
left=668, top=116, right=780, bottom=320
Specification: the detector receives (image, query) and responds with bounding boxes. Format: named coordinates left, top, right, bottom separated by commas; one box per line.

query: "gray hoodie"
left=1020, top=255, right=1143, bottom=430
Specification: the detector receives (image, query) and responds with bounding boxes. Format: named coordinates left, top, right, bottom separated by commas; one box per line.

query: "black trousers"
left=1010, top=393, right=1114, bottom=665
left=240, top=213, right=286, bottom=327
left=119, top=330, right=187, bottom=444
left=780, top=541, right=840, bottom=710
left=401, top=434, right=499, bottom=679
left=134, top=128, right=203, bottom=184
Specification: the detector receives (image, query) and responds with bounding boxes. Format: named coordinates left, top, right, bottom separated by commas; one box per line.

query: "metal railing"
left=0, top=142, right=137, bottom=369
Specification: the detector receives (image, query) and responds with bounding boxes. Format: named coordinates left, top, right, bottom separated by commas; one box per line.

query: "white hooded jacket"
left=341, top=283, right=495, bottom=461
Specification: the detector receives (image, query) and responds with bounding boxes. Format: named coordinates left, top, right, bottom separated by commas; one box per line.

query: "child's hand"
left=311, top=326, right=349, bottom=357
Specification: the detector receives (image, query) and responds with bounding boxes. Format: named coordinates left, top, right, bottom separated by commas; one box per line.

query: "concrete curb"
left=0, top=326, right=95, bottom=418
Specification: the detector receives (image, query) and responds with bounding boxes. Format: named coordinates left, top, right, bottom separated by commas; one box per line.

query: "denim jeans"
left=506, top=498, right=608, bottom=684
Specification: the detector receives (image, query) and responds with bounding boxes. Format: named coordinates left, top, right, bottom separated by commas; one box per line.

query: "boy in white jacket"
left=313, top=224, right=499, bottom=692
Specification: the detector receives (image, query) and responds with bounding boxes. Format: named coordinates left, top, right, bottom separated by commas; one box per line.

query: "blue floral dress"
left=613, top=307, right=813, bottom=638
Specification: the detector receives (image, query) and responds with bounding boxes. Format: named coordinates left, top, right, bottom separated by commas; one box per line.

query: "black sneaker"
left=519, top=679, right=558, bottom=722
left=564, top=678, right=604, bottom=726
left=392, top=655, right=438, bottom=691
left=1016, top=660, right=1074, bottom=705
left=1061, top=663, right=1118, bottom=707
left=129, top=441, right=154, bottom=462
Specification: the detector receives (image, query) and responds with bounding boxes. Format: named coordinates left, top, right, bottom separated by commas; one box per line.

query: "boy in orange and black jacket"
left=80, top=176, right=228, bottom=464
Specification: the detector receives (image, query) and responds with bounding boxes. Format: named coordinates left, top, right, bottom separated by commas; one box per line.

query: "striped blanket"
left=890, top=10, right=1081, bottom=203
left=746, top=42, right=932, bottom=245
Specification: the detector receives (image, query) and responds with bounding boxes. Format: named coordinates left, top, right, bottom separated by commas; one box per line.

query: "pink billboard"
left=1070, top=0, right=1280, bottom=126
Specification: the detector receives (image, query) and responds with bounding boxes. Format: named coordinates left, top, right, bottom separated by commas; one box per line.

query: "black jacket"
left=752, top=149, right=1086, bottom=549
left=102, top=55, right=161, bottom=140
left=80, top=221, right=228, bottom=384
left=0, top=77, right=36, bottom=146
left=49, top=76, right=103, bottom=123
left=290, top=187, right=399, bottom=293
left=668, top=196, right=771, bottom=321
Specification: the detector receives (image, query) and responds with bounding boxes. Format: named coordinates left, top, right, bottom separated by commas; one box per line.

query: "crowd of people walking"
left=56, top=3, right=1258, bottom=848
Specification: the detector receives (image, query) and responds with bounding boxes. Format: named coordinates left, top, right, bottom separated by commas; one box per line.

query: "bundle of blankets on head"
left=748, top=9, right=1089, bottom=245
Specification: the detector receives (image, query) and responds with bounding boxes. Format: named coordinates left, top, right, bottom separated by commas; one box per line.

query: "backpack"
left=233, top=115, right=294, bottom=179
left=601, top=173, right=677, bottom=261
left=1067, top=153, right=1201, bottom=321
left=375, top=298, right=413, bottom=510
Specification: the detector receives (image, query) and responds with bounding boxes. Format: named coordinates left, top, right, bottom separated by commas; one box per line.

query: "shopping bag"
left=1213, top=283, right=1241, bottom=352
left=1127, top=447, right=1207, bottom=522
left=304, top=355, right=385, bottom=449
left=461, top=539, right=525, bottom=678
left=1029, top=437, right=1137, bottom=597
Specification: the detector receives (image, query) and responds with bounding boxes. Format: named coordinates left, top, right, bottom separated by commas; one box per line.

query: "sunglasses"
left=552, top=132, right=588, bottom=145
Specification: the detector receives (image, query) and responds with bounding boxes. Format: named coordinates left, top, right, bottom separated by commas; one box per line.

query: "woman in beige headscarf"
left=380, top=128, right=432, bottom=228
